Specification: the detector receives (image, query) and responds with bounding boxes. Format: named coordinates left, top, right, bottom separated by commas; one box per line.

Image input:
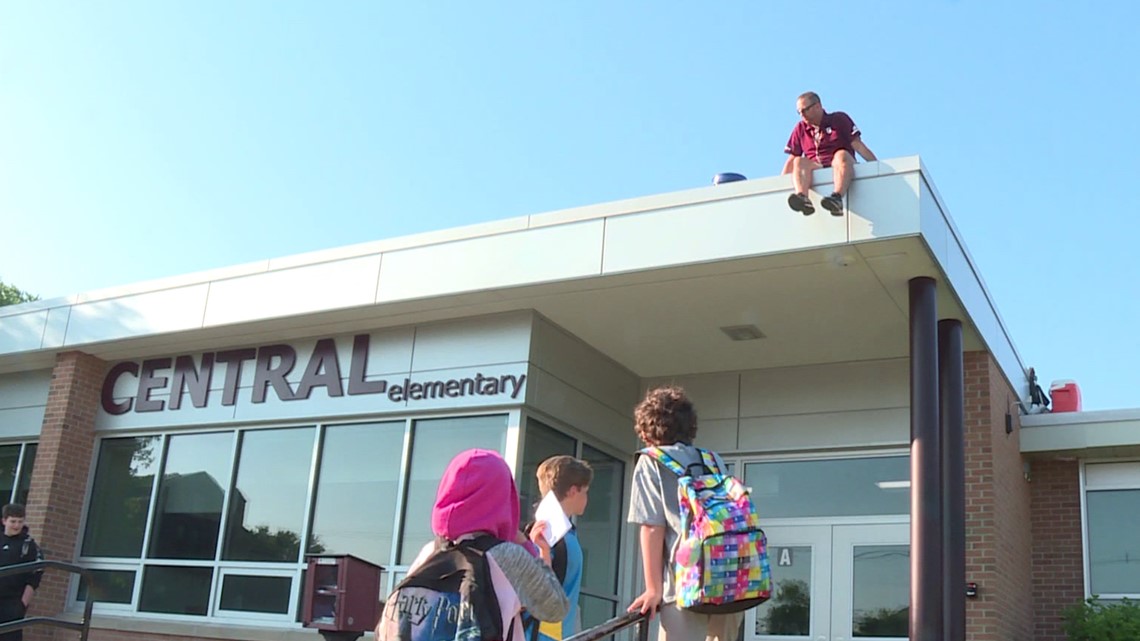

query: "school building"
left=0, top=156, right=1136, bottom=641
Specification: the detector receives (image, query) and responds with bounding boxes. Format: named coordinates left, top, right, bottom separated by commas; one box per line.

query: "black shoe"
left=821, top=192, right=844, bottom=216
left=788, top=192, right=815, bottom=216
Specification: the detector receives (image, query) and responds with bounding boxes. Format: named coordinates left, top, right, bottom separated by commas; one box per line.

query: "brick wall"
left=1029, top=459, right=1083, bottom=641
left=24, top=351, right=106, bottom=641
left=963, top=351, right=1034, bottom=641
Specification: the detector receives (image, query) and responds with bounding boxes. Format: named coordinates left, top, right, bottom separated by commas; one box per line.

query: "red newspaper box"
left=302, top=554, right=384, bottom=641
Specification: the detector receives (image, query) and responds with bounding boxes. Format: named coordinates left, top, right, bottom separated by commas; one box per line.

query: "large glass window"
left=78, top=413, right=517, bottom=623
left=309, top=421, right=405, bottom=566
left=518, top=420, right=626, bottom=637
left=82, top=437, right=160, bottom=558
left=0, top=443, right=37, bottom=506
left=1085, top=462, right=1140, bottom=597
left=578, top=445, right=624, bottom=595
left=578, top=444, right=625, bottom=635
left=398, top=415, right=508, bottom=563
left=1086, top=489, right=1140, bottom=595
left=744, top=456, right=910, bottom=518
left=147, top=432, right=234, bottom=560
left=519, top=419, right=576, bottom=517
left=222, top=427, right=315, bottom=562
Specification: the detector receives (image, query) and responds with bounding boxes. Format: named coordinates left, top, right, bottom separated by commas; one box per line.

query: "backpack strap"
left=461, top=534, right=502, bottom=553
left=698, top=448, right=724, bottom=475
left=639, top=446, right=687, bottom=476
left=641, top=446, right=721, bottom=477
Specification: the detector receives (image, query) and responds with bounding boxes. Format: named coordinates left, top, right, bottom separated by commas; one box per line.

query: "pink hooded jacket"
left=431, top=448, right=521, bottom=542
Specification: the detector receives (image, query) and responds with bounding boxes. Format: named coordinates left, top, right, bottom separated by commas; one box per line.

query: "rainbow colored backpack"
left=642, top=446, right=771, bottom=614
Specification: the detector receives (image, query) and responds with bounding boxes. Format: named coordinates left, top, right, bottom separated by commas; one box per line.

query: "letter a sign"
left=778, top=548, right=793, bottom=567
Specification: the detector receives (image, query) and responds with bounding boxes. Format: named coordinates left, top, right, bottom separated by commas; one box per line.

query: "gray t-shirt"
left=626, top=443, right=727, bottom=600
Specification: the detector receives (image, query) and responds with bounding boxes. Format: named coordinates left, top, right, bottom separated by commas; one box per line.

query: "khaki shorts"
left=657, top=605, right=743, bottom=641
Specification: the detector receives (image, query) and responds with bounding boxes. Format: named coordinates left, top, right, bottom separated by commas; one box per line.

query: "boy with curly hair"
left=626, top=386, right=742, bottom=641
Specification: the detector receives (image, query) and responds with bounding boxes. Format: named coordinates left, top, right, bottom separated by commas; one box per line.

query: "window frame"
left=1081, top=460, right=1140, bottom=600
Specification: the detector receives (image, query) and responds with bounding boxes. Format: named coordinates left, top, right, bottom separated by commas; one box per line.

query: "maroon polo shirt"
left=784, top=111, right=861, bottom=167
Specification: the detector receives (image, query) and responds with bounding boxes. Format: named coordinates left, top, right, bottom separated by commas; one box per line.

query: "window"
left=1085, top=462, right=1140, bottom=597
left=78, top=413, right=511, bottom=623
left=309, top=421, right=405, bottom=566
left=147, top=432, right=234, bottom=560
left=517, top=419, right=626, bottom=637
left=82, top=437, right=159, bottom=558
left=519, top=419, right=576, bottom=516
left=221, top=427, right=315, bottom=562
left=744, top=456, right=910, bottom=518
left=577, top=445, right=625, bottom=633
left=398, top=415, right=508, bottom=563
left=0, top=443, right=37, bottom=506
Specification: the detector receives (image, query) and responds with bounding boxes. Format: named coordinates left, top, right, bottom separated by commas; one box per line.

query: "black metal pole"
left=909, top=277, right=942, bottom=641
left=939, top=319, right=966, bottom=641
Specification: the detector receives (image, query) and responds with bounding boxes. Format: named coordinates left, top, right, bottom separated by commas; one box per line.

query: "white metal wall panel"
left=644, top=359, right=909, bottom=454
left=203, top=256, right=382, bottom=327
left=529, top=317, right=639, bottom=418
left=524, top=366, right=637, bottom=454
left=65, top=284, right=210, bottom=345
left=375, top=220, right=605, bottom=302
left=0, top=370, right=51, bottom=438
left=602, top=191, right=848, bottom=275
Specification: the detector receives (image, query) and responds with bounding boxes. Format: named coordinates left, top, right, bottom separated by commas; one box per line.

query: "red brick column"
left=962, top=351, right=1034, bottom=641
left=24, top=351, right=105, bottom=641
left=1029, top=459, right=1083, bottom=641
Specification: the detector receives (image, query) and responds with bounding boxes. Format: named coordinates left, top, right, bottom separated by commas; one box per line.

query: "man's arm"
left=781, top=155, right=795, bottom=175
left=852, top=137, right=877, bottom=162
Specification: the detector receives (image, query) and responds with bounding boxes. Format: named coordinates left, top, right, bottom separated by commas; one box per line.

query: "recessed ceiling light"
left=720, top=324, right=765, bottom=341
left=876, top=480, right=911, bottom=490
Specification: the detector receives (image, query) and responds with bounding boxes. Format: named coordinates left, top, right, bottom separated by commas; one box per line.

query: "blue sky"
left=2, top=2, right=1137, bottom=410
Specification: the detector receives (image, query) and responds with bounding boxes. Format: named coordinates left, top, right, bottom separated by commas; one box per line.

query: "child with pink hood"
left=377, top=449, right=569, bottom=639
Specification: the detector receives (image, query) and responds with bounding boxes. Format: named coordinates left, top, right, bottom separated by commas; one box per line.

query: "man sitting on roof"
left=782, top=91, right=877, bottom=216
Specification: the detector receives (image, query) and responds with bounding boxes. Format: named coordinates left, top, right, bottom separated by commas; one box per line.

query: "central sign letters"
left=100, top=333, right=526, bottom=415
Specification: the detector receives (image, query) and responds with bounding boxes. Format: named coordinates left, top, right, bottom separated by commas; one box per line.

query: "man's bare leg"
left=821, top=150, right=854, bottom=215
left=832, top=149, right=854, bottom=196
left=787, top=156, right=823, bottom=214
left=793, top=156, right=822, bottom=196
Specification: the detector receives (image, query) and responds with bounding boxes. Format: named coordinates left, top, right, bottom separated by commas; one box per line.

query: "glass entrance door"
left=747, top=523, right=909, bottom=641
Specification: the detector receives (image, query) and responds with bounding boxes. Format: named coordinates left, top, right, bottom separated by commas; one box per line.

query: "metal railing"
left=565, top=600, right=674, bottom=641
left=0, top=560, right=95, bottom=641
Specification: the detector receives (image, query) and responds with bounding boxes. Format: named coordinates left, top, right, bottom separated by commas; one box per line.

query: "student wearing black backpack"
left=626, top=386, right=745, bottom=641
left=377, top=449, right=568, bottom=641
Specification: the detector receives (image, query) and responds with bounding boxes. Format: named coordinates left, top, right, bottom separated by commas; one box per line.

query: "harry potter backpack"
left=377, top=536, right=518, bottom=641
